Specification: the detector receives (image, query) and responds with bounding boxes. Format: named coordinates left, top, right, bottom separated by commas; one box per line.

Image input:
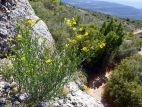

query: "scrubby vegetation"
left=29, top=0, right=142, bottom=106
left=29, top=0, right=142, bottom=62
left=0, top=0, right=142, bottom=106
left=116, top=31, right=142, bottom=62
left=105, top=55, right=142, bottom=107
left=0, top=16, right=125, bottom=105
left=29, top=0, right=142, bottom=46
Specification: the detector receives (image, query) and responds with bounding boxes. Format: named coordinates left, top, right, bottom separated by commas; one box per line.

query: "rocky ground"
left=50, top=81, right=105, bottom=107
left=0, top=76, right=106, bottom=107
left=0, top=80, right=105, bottom=107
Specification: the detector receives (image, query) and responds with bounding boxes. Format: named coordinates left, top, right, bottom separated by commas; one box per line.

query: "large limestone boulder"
left=0, top=0, right=55, bottom=55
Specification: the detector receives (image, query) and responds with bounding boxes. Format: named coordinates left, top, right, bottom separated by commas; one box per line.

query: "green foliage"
left=0, top=59, right=13, bottom=80
left=1, top=21, right=80, bottom=105
left=105, top=55, right=142, bottom=107
left=79, top=19, right=125, bottom=70
left=117, top=31, right=142, bottom=60
left=64, top=17, right=107, bottom=67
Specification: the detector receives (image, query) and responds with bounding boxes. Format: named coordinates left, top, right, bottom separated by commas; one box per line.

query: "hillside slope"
left=62, top=0, right=142, bottom=20
left=30, top=0, right=142, bottom=45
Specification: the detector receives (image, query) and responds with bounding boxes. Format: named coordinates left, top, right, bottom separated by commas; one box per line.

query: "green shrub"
left=105, top=55, right=142, bottom=107
left=117, top=31, right=142, bottom=61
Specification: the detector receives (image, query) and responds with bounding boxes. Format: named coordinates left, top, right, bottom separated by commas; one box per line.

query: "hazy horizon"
left=63, top=0, right=142, bottom=9
left=96, top=0, right=142, bottom=9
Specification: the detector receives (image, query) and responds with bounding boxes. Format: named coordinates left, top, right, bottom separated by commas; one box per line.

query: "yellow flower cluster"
left=99, top=42, right=106, bottom=48
left=81, top=47, right=89, bottom=52
left=25, top=19, right=36, bottom=25
left=65, top=44, right=69, bottom=48
left=72, top=27, right=77, bottom=31
left=45, top=59, right=53, bottom=63
left=79, top=28, right=83, bottom=31
left=84, top=32, right=89, bottom=36
left=16, top=34, right=22, bottom=41
left=66, top=38, right=77, bottom=44
left=72, top=17, right=76, bottom=25
left=64, top=17, right=77, bottom=27
left=81, top=42, right=105, bottom=53
left=75, top=34, right=83, bottom=40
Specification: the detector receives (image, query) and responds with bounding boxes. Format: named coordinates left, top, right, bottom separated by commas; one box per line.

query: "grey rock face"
left=0, top=0, right=55, bottom=56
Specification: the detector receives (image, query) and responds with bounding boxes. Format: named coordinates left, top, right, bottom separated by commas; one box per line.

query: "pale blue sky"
left=97, top=0, right=142, bottom=9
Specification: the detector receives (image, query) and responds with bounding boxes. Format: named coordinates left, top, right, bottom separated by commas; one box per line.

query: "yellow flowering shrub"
left=1, top=21, right=80, bottom=105
left=64, top=18, right=125, bottom=70
left=64, top=17, right=106, bottom=62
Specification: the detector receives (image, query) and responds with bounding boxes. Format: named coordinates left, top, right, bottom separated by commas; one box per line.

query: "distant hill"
left=62, top=0, right=142, bottom=20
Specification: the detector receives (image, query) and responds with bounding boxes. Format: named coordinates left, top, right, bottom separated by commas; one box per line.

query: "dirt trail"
left=85, top=71, right=112, bottom=103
